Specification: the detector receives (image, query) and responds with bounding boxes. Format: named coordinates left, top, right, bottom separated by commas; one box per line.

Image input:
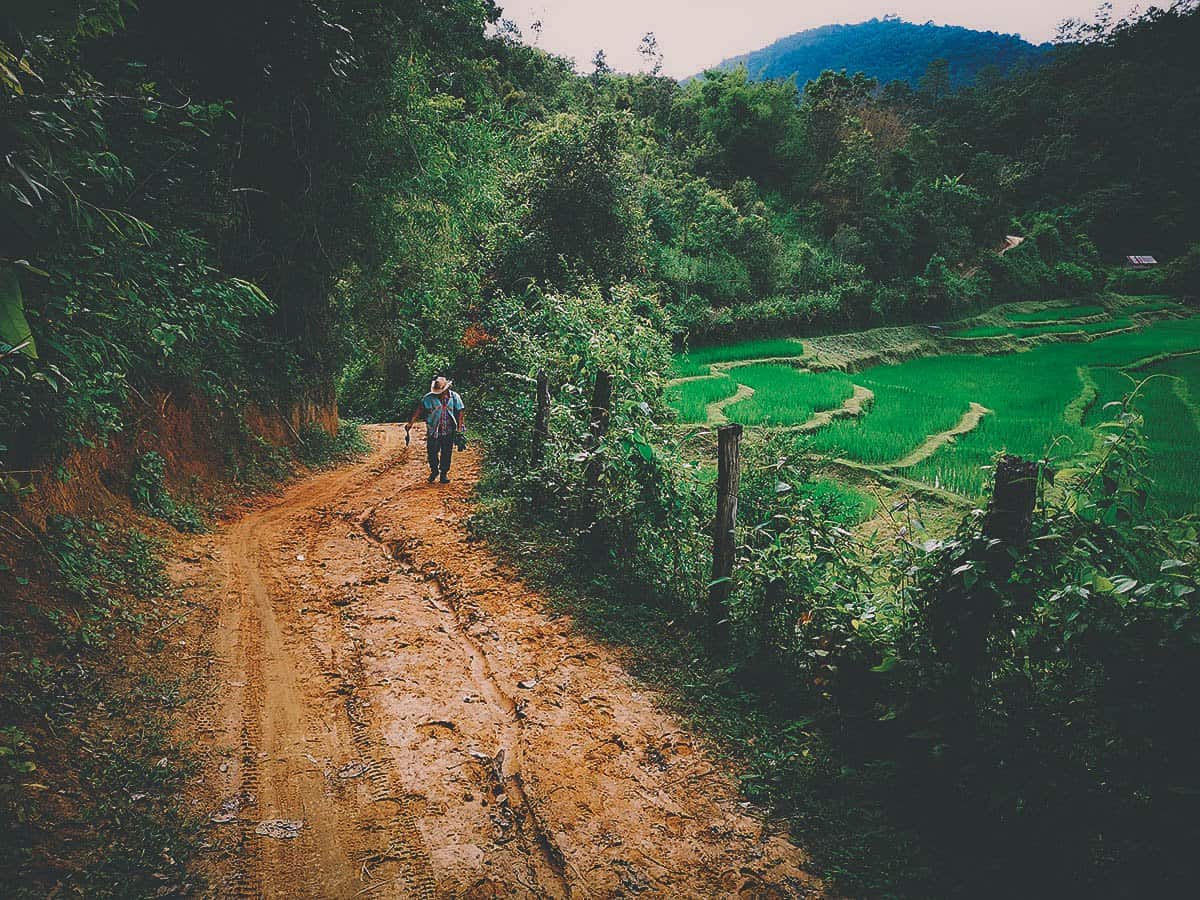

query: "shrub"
left=295, top=421, right=371, bottom=468
left=129, top=452, right=205, bottom=533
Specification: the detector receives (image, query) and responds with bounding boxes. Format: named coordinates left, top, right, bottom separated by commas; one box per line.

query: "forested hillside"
left=2, top=0, right=1198, bottom=896
left=704, top=17, right=1051, bottom=88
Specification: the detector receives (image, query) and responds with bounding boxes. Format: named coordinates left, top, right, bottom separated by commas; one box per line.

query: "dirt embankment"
left=174, top=424, right=820, bottom=898
left=14, top=386, right=337, bottom=530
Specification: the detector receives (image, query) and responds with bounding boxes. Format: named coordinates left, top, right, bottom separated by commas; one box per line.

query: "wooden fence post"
left=984, top=455, right=1039, bottom=545
left=583, top=370, right=613, bottom=491
left=531, top=370, right=550, bottom=465
left=709, top=423, right=743, bottom=645
left=948, top=454, right=1040, bottom=695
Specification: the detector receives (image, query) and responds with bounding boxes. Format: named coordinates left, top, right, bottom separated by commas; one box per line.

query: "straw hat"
left=430, top=376, right=453, bottom=394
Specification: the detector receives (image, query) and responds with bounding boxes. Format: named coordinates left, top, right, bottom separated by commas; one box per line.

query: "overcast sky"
left=495, top=1, right=1145, bottom=77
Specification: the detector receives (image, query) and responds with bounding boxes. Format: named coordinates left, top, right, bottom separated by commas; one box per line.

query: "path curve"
left=889, top=402, right=991, bottom=469
left=708, top=382, right=755, bottom=425
left=176, top=424, right=820, bottom=897
left=790, top=384, right=874, bottom=434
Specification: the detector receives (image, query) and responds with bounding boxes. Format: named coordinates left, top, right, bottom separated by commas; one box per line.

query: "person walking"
left=406, top=376, right=466, bottom=483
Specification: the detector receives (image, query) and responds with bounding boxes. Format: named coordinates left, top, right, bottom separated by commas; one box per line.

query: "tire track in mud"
left=358, top=506, right=572, bottom=897
left=198, top=427, right=440, bottom=898
left=182, top=424, right=821, bottom=897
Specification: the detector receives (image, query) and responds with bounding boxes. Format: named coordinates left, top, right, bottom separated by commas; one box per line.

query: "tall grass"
left=671, top=337, right=804, bottom=378
left=1006, top=303, right=1106, bottom=323
left=723, top=364, right=854, bottom=427
left=1132, top=373, right=1200, bottom=515
left=956, top=317, right=1132, bottom=339
left=799, top=478, right=878, bottom=525
left=666, top=374, right=738, bottom=424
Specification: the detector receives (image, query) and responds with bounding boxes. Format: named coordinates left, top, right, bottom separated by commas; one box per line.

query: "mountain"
left=701, top=17, right=1052, bottom=89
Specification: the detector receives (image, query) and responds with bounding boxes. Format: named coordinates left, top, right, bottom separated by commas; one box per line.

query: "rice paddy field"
left=723, top=365, right=854, bottom=427
left=670, top=337, right=804, bottom=377
left=668, top=304, right=1200, bottom=516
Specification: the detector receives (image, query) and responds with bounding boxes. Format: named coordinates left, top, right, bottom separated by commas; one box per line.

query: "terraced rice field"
left=1006, top=303, right=1107, bottom=323
left=665, top=374, right=738, bottom=423
left=955, top=317, right=1133, bottom=339
left=1085, top=353, right=1200, bottom=513
left=723, top=365, right=854, bottom=427
left=671, top=337, right=804, bottom=377
left=668, top=308, right=1200, bottom=515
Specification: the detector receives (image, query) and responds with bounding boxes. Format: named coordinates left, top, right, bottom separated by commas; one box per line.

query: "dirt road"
left=175, top=425, right=819, bottom=898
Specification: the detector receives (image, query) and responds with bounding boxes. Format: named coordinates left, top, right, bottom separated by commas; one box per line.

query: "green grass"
left=665, top=374, right=738, bottom=424
left=955, top=317, right=1133, bottom=339
left=1125, top=299, right=1182, bottom=314
left=723, top=364, right=854, bottom=427
left=675, top=318, right=1200, bottom=508
left=671, top=337, right=804, bottom=377
left=799, top=478, right=878, bottom=524
left=891, top=319, right=1200, bottom=498
left=1005, top=303, right=1106, bottom=324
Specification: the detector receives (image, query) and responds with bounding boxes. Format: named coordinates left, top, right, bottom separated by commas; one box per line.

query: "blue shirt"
left=422, top=391, right=464, bottom=437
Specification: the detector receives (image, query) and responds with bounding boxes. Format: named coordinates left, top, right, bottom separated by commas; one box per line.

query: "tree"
left=638, top=32, right=664, bottom=76
left=591, top=49, right=612, bottom=85
left=918, top=57, right=951, bottom=101
left=504, top=113, right=645, bottom=294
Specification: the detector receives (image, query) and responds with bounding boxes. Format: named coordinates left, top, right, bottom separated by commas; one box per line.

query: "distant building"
left=1125, top=255, right=1159, bottom=269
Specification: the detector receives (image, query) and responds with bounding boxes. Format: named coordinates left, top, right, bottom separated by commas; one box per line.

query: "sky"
left=495, top=0, right=1145, bottom=78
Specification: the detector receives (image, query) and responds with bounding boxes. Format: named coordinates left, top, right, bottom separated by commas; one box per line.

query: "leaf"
left=1160, top=559, right=1187, bottom=572
left=0, top=268, right=36, bottom=358
left=871, top=656, right=902, bottom=673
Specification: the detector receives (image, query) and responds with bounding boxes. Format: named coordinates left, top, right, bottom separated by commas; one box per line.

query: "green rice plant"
left=1146, top=353, right=1200, bottom=404
left=806, top=359, right=971, bottom=463
left=952, top=325, right=1011, bottom=338
left=671, top=337, right=804, bottom=377
left=723, top=364, right=853, bottom=427
left=665, top=374, right=738, bottom=424
left=1126, top=299, right=1182, bottom=314
left=1130, top=374, right=1200, bottom=515
left=1084, top=367, right=1136, bottom=427
left=955, top=317, right=1132, bottom=339
left=820, top=318, right=1200, bottom=503
left=1005, top=303, right=1106, bottom=323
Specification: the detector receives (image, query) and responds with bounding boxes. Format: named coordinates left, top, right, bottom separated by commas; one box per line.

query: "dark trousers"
left=427, top=432, right=454, bottom=476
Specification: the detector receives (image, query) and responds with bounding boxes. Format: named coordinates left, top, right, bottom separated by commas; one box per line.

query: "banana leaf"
left=0, top=267, right=37, bottom=358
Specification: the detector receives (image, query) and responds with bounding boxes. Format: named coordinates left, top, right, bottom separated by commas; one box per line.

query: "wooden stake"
left=984, top=455, right=1038, bottom=545
left=584, top=370, right=613, bottom=491
left=709, top=423, right=743, bottom=643
left=531, top=370, right=550, bottom=465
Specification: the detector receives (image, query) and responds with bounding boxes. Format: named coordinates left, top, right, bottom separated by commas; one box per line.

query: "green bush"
left=476, top=282, right=709, bottom=609
left=129, top=452, right=205, bottom=533
left=295, top=421, right=371, bottom=468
